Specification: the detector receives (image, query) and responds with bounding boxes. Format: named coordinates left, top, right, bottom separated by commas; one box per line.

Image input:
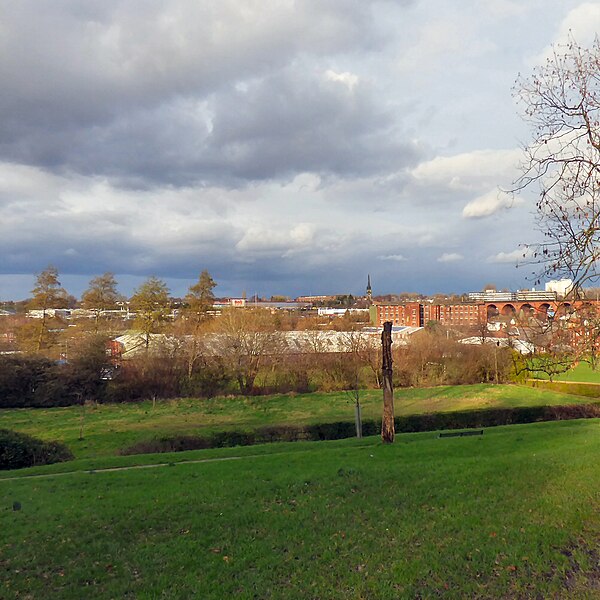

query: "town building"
left=295, top=295, right=338, bottom=303
left=370, top=302, right=487, bottom=328
left=545, top=279, right=574, bottom=298
left=317, top=307, right=369, bottom=317
left=467, top=290, right=556, bottom=302
left=371, top=295, right=600, bottom=329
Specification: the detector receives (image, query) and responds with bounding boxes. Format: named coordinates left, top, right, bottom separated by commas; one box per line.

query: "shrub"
left=0, top=354, right=106, bottom=408
left=0, top=355, right=62, bottom=408
left=0, top=429, right=74, bottom=470
left=209, top=430, right=256, bottom=447
left=119, top=435, right=214, bottom=455
left=180, top=361, right=233, bottom=399
left=257, top=425, right=305, bottom=442
left=305, top=421, right=356, bottom=441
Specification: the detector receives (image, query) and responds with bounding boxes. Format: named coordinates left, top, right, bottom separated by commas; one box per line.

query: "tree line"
left=0, top=321, right=513, bottom=409
left=0, top=265, right=517, bottom=408
left=1, top=263, right=587, bottom=409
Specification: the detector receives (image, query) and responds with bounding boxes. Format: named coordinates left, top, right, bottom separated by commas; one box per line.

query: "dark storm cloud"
left=0, top=1, right=415, bottom=186
left=207, top=70, right=420, bottom=181
left=0, top=200, right=242, bottom=279
left=2, top=67, right=419, bottom=188
left=0, top=1, right=381, bottom=114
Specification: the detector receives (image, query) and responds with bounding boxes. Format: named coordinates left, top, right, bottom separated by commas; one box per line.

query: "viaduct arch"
left=484, top=300, right=582, bottom=319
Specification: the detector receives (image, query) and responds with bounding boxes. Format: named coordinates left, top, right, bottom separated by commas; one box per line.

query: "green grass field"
left=532, top=361, right=600, bottom=383
left=1, top=384, right=597, bottom=459
left=1, top=419, right=598, bottom=599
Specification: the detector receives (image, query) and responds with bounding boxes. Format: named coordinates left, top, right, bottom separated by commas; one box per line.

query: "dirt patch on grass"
left=560, top=535, right=600, bottom=598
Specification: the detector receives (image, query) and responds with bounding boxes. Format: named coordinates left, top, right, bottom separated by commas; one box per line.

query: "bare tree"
left=513, top=37, right=600, bottom=293
left=404, top=327, right=451, bottom=387
left=81, top=273, right=123, bottom=332
left=510, top=310, right=575, bottom=382
left=181, top=270, right=217, bottom=379
left=573, top=303, right=600, bottom=369
left=338, top=330, right=378, bottom=438
left=216, top=308, right=282, bottom=395
left=356, top=332, right=382, bottom=388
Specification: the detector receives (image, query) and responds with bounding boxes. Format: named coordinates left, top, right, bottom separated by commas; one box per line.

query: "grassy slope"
left=532, top=361, right=600, bottom=383
left=1, top=419, right=598, bottom=599
left=1, top=384, right=597, bottom=458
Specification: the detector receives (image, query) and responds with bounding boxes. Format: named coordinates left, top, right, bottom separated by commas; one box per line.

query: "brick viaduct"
left=485, top=299, right=599, bottom=318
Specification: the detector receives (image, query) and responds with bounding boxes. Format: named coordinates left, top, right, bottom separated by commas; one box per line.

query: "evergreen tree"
left=185, top=270, right=216, bottom=328
left=81, top=273, right=122, bottom=331
left=27, top=266, right=69, bottom=352
left=130, top=277, right=171, bottom=348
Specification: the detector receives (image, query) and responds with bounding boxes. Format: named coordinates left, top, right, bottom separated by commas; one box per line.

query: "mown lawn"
left=1, top=419, right=598, bottom=599
left=1, top=384, right=597, bottom=458
left=532, top=361, right=600, bottom=383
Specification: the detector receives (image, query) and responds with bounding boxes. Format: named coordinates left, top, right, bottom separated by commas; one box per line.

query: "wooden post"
left=381, top=321, right=395, bottom=443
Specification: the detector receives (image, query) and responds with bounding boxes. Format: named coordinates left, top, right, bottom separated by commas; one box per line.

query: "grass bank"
left=1, top=419, right=599, bottom=598
left=528, top=379, right=600, bottom=399
left=530, top=360, right=600, bottom=383
left=1, top=384, right=597, bottom=458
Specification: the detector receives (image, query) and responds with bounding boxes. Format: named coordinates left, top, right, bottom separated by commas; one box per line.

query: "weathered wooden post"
left=381, top=321, right=395, bottom=443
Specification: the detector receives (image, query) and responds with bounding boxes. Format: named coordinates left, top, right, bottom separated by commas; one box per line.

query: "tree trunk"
left=188, top=337, right=197, bottom=380
left=381, top=321, right=395, bottom=443
left=354, top=399, right=362, bottom=438
left=36, top=309, right=47, bottom=352
left=494, top=343, right=499, bottom=384
left=78, top=396, right=85, bottom=441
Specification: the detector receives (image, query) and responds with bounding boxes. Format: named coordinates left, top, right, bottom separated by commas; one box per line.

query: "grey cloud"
left=1, top=67, right=420, bottom=187
left=0, top=213, right=241, bottom=279
left=1, top=1, right=380, bottom=108
left=0, top=0, right=401, bottom=185
left=208, top=70, right=420, bottom=181
left=0, top=166, right=242, bottom=277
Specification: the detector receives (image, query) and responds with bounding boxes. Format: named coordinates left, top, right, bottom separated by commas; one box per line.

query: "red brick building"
left=371, top=302, right=487, bottom=328
left=371, top=298, right=600, bottom=328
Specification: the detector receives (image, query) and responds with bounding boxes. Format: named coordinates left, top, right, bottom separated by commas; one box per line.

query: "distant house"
left=458, top=336, right=534, bottom=354
left=108, top=327, right=422, bottom=361
left=26, top=308, right=71, bottom=319
left=317, top=308, right=369, bottom=317
left=108, top=333, right=182, bottom=359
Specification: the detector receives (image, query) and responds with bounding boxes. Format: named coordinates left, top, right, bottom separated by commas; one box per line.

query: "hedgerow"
left=119, top=403, right=600, bottom=455
left=0, top=429, right=74, bottom=470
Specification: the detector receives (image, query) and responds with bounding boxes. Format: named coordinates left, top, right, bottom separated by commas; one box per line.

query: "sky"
left=1, top=0, right=600, bottom=301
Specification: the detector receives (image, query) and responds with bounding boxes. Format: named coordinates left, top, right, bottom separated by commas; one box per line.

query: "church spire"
left=366, top=274, right=372, bottom=302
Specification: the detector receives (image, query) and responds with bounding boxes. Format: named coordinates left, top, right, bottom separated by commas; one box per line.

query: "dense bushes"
left=0, top=355, right=113, bottom=408
left=395, top=330, right=512, bottom=388
left=0, top=429, right=74, bottom=470
left=0, top=356, right=85, bottom=408
left=393, top=403, right=600, bottom=431
left=0, top=332, right=514, bottom=408
left=119, top=402, right=600, bottom=455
